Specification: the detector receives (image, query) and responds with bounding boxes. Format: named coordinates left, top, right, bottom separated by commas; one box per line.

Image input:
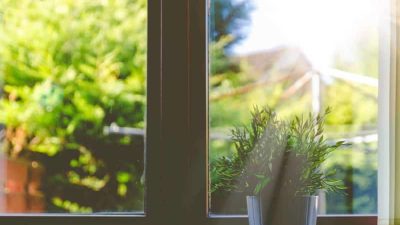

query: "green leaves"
left=212, top=106, right=289, bottom=195
left=212, top=106, right=347, bottom=197
left=0, top=0, right=147, bottom=211
left=282, top=109, right=347, bottom=195
left=254, top=175, right=270, bottom=195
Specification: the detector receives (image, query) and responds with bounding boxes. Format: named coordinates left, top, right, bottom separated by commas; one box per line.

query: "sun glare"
left=235, top=0, right=379, bottom=68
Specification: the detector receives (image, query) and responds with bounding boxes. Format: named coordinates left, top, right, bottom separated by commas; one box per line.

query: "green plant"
left=210, top=0, right=253, bottom=51
left=211, top=106, right=288, bottom=196
left=283, top=108, right=347, bottom=195
left=212, top=106, right=346, bottom=196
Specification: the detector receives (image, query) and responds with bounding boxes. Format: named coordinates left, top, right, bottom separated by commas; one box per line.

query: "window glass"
left=0, top=0, right=146, bottom=213
left=209, top=0, right=378, bottom=215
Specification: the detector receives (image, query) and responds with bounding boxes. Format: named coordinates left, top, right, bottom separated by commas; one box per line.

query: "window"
left=0, top=0, right=398, bottom=225
left=209, top=0, right=379, bottom=216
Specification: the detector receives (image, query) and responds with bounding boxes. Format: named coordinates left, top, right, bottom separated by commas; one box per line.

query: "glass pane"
left=0, top=0, right=146, bottom=213
left=209, top=0, right=378, bottom=215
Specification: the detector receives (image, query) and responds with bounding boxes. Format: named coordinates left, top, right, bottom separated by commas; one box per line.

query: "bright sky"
left=233, top=0, right=379, bottom=68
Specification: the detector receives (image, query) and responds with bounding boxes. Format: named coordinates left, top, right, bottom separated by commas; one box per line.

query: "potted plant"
left=212, top=106, right=346, bottom=225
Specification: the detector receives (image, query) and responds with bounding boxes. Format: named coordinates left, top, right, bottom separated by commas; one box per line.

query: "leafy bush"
left=0, top=0, right=146, bottom=212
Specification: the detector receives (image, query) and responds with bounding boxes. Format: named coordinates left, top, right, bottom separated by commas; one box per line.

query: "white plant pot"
left=247, top=196, right=263, bottom=225
left=247, top=195, right=318, bottom=225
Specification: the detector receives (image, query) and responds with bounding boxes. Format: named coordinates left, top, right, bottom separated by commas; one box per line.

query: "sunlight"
left=234, top=0, right=379, bottom=68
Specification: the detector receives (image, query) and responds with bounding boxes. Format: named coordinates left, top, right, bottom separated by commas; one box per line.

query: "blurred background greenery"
left=0, top=0, right=378, bottom=214
left=0, top=0, right=146, bottom=212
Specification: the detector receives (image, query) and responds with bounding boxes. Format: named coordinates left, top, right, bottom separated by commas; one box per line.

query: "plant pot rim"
left=246, top=195, right=318, bottom=198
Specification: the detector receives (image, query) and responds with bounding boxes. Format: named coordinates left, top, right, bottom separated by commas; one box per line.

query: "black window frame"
left=0, top=0, right=379, bottom=224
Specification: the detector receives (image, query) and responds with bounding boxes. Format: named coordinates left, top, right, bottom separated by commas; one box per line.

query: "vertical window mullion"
left=188, top=0, right=208, bottom=224
left=146, top=0, right=163, bottom=223
left=156, top=0, right=192, bottom=225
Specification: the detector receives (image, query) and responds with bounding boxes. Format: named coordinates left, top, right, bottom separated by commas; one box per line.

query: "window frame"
left=191, top=0, right=378, bottom=224
left=0, top=0, right=392, bottom=224
left=378, top=0, right=400, bottom=224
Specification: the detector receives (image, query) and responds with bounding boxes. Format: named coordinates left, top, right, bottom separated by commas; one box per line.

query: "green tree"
left=0, top=0, right=146, bottom=212
left=209, top=0, right=253, bottom=77
left=210, top=0, right=253, bottom=51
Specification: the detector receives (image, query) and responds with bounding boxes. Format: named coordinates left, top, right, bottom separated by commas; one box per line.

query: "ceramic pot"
left=247, top=196, right=263, bottom=225
left=247, top=195, right=318, bottom=225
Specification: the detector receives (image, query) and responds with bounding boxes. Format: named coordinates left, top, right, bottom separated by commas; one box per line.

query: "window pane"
left=209, top=0, right=378, bottom=215
left=0, top=0, right=146, bottom=213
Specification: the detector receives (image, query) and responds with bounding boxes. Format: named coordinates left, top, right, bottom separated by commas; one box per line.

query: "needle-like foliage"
left=212, top=106, right=346, bottom=196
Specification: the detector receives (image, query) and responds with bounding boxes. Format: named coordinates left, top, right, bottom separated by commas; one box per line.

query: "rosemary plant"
left=212, top=106, right=346, bottom=197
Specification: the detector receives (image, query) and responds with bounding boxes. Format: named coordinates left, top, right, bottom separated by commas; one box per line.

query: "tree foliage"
left=0, top=0, right=146, bottom=212
left=209, top=0, right=253, bottom=84
left=210, top=0, right=253, bottom=51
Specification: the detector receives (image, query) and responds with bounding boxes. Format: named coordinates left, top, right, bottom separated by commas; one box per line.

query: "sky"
left=233, top=0, right=380, bottom=68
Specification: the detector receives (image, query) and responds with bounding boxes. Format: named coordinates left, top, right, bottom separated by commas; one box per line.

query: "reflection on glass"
left=209, top=0, right=378, bottom=215
left=0, top=0, right=146, bottom=213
